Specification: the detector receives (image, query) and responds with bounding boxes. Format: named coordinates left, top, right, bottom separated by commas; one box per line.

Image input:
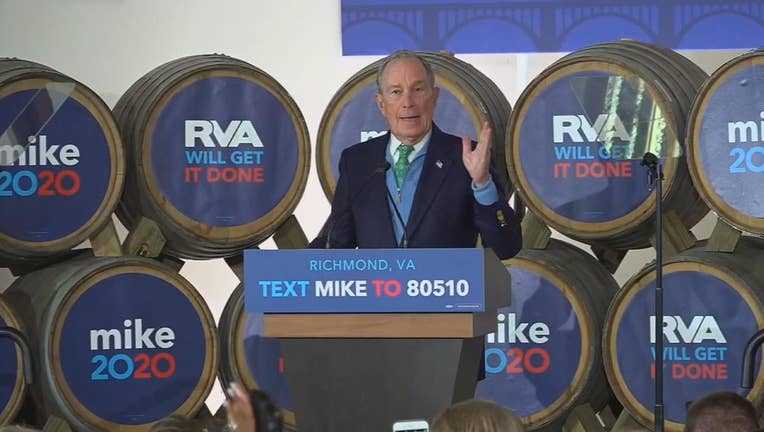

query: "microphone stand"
left=741, top=330, right=764, bottom=389
left=642, top=152, right=664, bottom=432
left=384, top=186, right=408, bottom=248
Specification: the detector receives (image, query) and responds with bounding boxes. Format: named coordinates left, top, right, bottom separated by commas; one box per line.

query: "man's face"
left=375, top=58, right=439, bottom=145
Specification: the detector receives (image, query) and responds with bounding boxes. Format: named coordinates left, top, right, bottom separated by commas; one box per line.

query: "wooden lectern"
left=247, top=248, right=510, bottom=432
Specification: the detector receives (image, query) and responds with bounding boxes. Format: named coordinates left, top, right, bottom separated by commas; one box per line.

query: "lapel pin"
left=496, top=210, right=507, bottom=227
left=436, top=160, right=443, bottom=169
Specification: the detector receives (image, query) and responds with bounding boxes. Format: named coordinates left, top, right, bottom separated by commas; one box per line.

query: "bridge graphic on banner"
left=341, top=0, right=764, bottom=54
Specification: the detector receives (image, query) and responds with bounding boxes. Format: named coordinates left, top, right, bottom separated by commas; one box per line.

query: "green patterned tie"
left=395, top=145, right=414, bottom=188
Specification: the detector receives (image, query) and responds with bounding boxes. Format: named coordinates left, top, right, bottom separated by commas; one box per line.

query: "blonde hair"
left=431, top=399, right=525, bottom=432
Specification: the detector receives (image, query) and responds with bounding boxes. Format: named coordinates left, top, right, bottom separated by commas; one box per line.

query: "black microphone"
left=641, top=152, right=662, bottom=191
left=383, top=162, right=409, bottom=248
left=324, top=164, right=387, bottom=249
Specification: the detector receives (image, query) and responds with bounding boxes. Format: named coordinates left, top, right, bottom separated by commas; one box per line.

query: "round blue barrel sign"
left=476, top=266, right=584, bottom=426
left=150, top=76, right=299, bottom=227
left=0, top=84, right=115, bottom=246
left=607, top=263, right=763, bottom=430
left=56, top=271, right=215, bottom=427
left=689, top=52, right=764, bottom=233
left=516, top=71, right=658, bottom=225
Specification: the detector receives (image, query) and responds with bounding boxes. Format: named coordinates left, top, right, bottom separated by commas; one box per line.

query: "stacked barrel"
left=597, top=48, right=764, bottom=432
left=112, top=54, right=312, bottom=430
left=594, top=48, right=764, bottom=431
left=0, top=59, right=124, bottom=263
left=499, top=40, right=710, bottom=430
left=316, top=51, right=512, bottom=199
left=507, top=41, right=708, bottom=250
left=3, top=254, right=218, bottom=431
left=113, top=54, right=311, bottom=259
left=603, top=238, right=764, bottom=431
left=686, top=49, right=764, bottom=236
left=475, top=240, right=617, bottom=431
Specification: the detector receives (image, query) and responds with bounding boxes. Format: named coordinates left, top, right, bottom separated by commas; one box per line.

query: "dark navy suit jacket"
left=310, top=124, right=522, bottom=260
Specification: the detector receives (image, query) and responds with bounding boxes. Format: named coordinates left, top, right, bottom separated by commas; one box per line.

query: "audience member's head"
left=431, top=399, right=524, bottom=432
left=684, top=391, right=759, bottom=432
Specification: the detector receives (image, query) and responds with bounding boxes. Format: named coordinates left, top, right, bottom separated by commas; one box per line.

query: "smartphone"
left=393, top=419, right=429, bottom=432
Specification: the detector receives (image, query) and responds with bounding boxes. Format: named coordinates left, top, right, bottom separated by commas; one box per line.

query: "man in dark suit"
left=310, top=50, right=521, bottom=260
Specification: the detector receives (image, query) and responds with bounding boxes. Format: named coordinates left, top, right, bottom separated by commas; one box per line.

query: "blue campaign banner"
left=341, top=0, right=764, bottom=54
left=518, top=72, right=655, bottom=224
left=151, top=76, right=298, bottom=227
left=0, top=88, right=111, bottom=242
left=244, top=249, right=485, bottom=313
left=615, top=271, right=757, bottom=425
left=59, top=273, right=208, bottom=425
left=697, top=62, right=764, bottom=218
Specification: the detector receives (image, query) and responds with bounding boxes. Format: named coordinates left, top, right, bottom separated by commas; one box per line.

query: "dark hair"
left=684, top=391, right=759, bottom=432
left=376, top=49, right=436, bottom=93
left=249, top=388, right=283, bottom=432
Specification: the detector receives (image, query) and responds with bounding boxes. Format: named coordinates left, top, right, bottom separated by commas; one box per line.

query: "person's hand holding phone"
left=393, top=419, right=429, bottom=431
left=225, top=382, right=256, bottom=432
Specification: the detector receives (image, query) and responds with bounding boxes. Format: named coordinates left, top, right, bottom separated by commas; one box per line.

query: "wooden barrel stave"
left=0, top=296, right=26, bottom=426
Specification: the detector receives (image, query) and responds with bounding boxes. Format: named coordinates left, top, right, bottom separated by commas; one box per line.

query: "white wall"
left=0, top=0, right=746, bottom=416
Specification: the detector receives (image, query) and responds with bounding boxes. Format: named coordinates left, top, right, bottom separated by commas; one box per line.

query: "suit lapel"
left=358, top=134, right=397, bottom=247
left=406, top=126, right=453, bottom=239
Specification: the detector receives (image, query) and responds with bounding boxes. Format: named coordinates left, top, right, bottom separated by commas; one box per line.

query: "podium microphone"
left=383, top=162, right=409, bottom=248
left=325, top=163, right=388, bottom=249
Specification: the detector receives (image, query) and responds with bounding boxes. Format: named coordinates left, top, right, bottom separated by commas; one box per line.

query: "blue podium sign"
left=244, top=249, right=487, bottom=313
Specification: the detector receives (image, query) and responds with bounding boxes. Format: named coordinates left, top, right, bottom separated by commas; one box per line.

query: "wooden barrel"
left=687, top=48, right=764, bottom=235
left=316, top=51, right=512, bottom=201
left=603, top=237, right=764, bottom=431
left=0, top=58, right=124, bottom=260
left=475, top=240, right=616, bottom=431
left=3, top=255, right=218, bottom=432
left=0, top=296, right=25, bottom=425
left=114, top=55, right=311, bottom=259
left=218, top=284, right=296, bottom=428
left=507, top=41, right=708, bottom=250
